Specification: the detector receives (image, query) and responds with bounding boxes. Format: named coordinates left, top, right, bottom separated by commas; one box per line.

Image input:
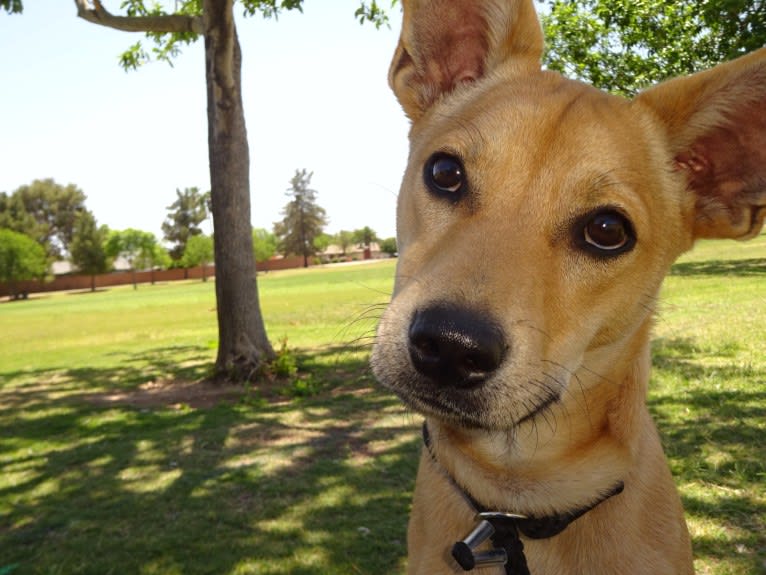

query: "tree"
left=0, top=179, right=89, bottom=260
left=273, top=169, right=328, bottom=268
left=0, top=228, right=48, bottom=300
left=69, top=211, right=109, bottom=291
left=313, top=232, right=333, bottom=254
left=541, top=0, right=766, bottom=95
left=104, top=228, right=157, bottom=290
left=136, top=241, right=171, bottom=284
left=3, top=0, right=391, bottom=382
left=252, top=228, right=277, bottom=263
left=335, top=230, right=354, bottom=256
left=380, top=236, right=397, bottom=256
left=352, top=226, right=378, bottom=250
left=182, top=233, right=214, bottom=281
left=162, top=187, right=210, bottom=262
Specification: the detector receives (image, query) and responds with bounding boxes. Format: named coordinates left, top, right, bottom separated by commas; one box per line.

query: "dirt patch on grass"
left=83, top=379, right=245, bottom=409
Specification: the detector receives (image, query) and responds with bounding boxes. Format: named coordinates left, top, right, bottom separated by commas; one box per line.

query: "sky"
left=0, top=1, right=409, bottom=242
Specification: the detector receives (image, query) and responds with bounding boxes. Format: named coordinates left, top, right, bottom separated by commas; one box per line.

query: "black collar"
left=422, top=422, right=624, bottom=574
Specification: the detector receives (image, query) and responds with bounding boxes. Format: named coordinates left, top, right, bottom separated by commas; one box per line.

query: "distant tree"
left=0, top=179, right=89, bottom=260
left=104, top=228, right=157, bottom=290
left=0, top=228, right=48, bottom=300
left=162, top=187, right=210, bottom=262
left=380, top=237, right=397, bottom=256
left=136, top=241, right=171, bottom=284
left=69, top=212, right=109, bottom=292
left=313, top=232, right=333, bottom=254
left=252, top=228, right=277, bottom=263
left=273, top=170, right=328, bottom=268
left=182, top=234, right=214, bottom=281
left=335, top=230, right=354, bottom=256
left=541, top=0, right=766, bottom=95
left=352, top=226, right=378, bottom=250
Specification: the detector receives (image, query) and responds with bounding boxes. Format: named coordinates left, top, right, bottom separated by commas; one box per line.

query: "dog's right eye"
left=574, top=207, right=636, bottom=257
left=424, top=153, right=466, bottom=201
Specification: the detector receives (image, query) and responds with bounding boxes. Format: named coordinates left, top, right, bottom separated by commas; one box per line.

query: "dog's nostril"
left=410, top=333, right=442, bottom=364
left=408, top=305, right=506, bottom=387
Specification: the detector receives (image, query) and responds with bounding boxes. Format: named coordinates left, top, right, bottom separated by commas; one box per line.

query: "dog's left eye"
left=424, top=153, right=466, bottom=200
left=577, top=208, right=636, bottom=256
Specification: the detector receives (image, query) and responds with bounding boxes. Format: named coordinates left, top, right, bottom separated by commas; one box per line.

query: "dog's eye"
left=424, top=153, right=465, bottom=200
left=577, top=208, right=636, bottom=256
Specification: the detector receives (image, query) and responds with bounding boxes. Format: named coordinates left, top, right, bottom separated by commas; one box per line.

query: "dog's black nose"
left=408, top=305, right=506, bottom=387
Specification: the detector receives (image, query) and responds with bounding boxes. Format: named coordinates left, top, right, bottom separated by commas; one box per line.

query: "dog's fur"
left=371, top=1, right=766, bottom=573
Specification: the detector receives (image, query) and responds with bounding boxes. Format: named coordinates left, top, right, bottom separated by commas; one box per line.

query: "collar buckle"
left=452, top=513, right=531, bottom=573
left=451, top=519, right=507, bottom=571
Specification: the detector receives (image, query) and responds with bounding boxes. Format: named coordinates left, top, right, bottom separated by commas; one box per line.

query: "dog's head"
left=372, top=0, right=766, bottom=434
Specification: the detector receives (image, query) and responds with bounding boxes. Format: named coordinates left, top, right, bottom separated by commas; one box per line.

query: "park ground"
left=0, top=248, right=764, bottom=574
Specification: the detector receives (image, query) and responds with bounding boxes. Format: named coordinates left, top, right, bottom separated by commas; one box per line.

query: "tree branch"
left=74, top=0, right=203, bottom=35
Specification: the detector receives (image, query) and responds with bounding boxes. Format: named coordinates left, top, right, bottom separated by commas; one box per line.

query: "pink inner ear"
left=674, top=99, right=766, bottom=205
left=414, top=3, right=489, bottom=101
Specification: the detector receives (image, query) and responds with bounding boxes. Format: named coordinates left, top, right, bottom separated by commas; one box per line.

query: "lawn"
left=0, top=246, right=764, bottom=574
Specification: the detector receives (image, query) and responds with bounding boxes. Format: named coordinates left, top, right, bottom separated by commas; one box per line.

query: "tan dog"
left=371, top=1, right=766, bottom=573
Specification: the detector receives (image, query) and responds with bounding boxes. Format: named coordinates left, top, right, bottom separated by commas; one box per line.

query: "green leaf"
left=0, top=0, right=23, bottom=14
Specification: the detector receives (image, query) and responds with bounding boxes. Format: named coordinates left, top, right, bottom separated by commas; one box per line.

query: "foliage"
left=0, top=228, right=47, bottom=297
left=161, top=187, right=210, bottom=262
left=138, top=242, right=171, bottom=272
left=313, top=232, right=333, bottom=253
left=541, top=0, right=766, bottom=95
left=95, top=0, right=394, bottom=70
left=0, top=179, right=89, bottom=260
left=104, top=229, right=162, bottom=290
left=0, top=0, right=21, bottom=14
left=252, top=227, right=277, bottom=262
left=273, top=169, right=328, bottom=266
left=335, top=230, right=354, bottom=255
left=352, top=226, right=378, bottom=249
left=380, top=236, right=397, bottom=256
left=269, top=336, right=298, bottom=378
left=68, top=211, right=110, bottom=283
left=355, top=0, right=394, bottom=29
left=181, top=233, right=214, bottom=268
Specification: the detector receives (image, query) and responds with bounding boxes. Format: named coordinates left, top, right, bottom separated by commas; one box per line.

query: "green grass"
left=1, top=244, right=765, bottom=574
left=652, top=238, right=766, bottom=575
left=1, top=260, right=416, bottom=575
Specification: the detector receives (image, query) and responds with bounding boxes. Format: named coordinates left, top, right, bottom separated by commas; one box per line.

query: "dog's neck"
left=424, top=321, right=653, bottom=518
left=422, top=421, right=625, bottom=573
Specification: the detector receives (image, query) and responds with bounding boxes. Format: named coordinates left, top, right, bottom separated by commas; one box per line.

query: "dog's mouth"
left=384, top=370, right=564, bottom=431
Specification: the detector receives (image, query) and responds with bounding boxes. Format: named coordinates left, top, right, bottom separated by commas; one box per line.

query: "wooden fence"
left=0, top=256, right=311, bottom=298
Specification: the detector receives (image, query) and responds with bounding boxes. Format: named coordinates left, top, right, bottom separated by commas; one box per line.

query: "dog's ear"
left=636, top=48, right=766, bottom=240
left=389, top=0, right=543, bottom=121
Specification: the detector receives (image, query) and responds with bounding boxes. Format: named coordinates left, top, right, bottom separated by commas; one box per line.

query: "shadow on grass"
left=0, top=345, right=419, bottom=575
left=649, top=336, right=766, bottom=572
left=5, top=337, right=762, bottom=573
left=670, top=257, right=766, bottom=277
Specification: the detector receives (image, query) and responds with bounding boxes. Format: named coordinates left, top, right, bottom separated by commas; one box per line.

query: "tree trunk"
left=203, top=0, right=274, bottom=381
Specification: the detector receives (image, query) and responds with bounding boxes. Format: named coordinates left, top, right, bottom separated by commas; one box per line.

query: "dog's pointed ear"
left=636, top=48, right=766, bottom=240
left=389, top=0, right=543, bottom=121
